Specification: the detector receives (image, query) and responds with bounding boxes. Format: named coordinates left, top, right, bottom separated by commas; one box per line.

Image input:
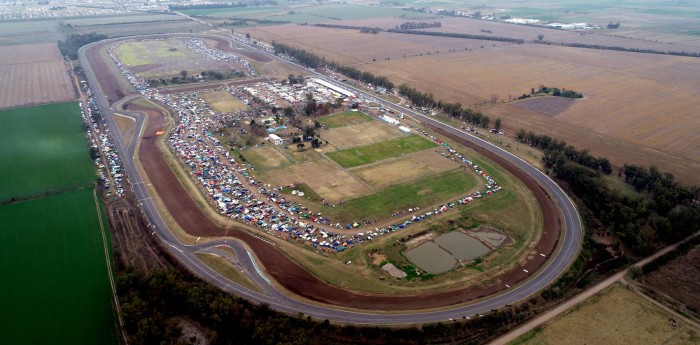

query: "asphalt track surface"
left=78, top=33, right=582, bottom=324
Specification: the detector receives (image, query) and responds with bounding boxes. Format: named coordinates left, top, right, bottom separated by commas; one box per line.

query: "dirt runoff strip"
left=127, top=97, right=562, bottom=311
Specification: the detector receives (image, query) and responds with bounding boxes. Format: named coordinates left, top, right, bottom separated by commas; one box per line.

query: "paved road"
left=78, top=34, right=583, bottom=324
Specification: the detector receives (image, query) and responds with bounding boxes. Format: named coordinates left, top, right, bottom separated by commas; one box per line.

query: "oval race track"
left=78, top=34, right=582, bottom=324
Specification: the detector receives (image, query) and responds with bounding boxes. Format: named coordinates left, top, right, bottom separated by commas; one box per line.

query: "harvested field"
left=318, top=111, right=372, bottom=128
left=240, top=145, right=291, bottom=171
left=511, top=283, right=700, bottom=345
left=512, top=96, right=575, bottom=117
left=0, top=43, right=74, bottom=108
left=322, top=121, right=402, bottom=149
left=359, top=45, right=700, bottom=184
left=643, top=244, right=700, bottom=316
left=326, top=134, right=437, bottom=168
left=351, top=150, right=462, bottom=189
left=199, top=90, right=249, bottom=113
left=0, top=102, right=94, bottom=201
left=246, top=24, right=501, bottom=65
left=263, top=159, right=373, bottom=202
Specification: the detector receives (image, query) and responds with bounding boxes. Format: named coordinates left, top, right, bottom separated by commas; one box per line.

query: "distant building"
left=398, top=126, right=411, bottom=133
left=312, top=78, right=356, bottom=98
left=268, top=133, right=284, bottom=146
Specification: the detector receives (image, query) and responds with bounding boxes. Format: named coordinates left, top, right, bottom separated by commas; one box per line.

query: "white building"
left=398, top=126, right=411, bottom=134
left=312, top=78, right=356, bottom=98
left=268, top=133, right=284, bottom=146
left=380, top=115, right=400, bottom=125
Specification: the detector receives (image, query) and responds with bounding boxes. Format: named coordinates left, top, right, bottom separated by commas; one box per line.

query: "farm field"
left=0, top=102, right=94, bottom=202
left=326, top=134, right=437, bottom=168
left=0, top=43, right=74, bottom=108
left=199, top=90, right=249, bottom=113
left=510, top=283, right=700, bottom=345
left=643, top=244, right=700, bottom=317
left=0, top=188, right=119, bottom=345
left=356, top=44, right=700, bottom=184
left=245, top=24, right=500, bottom=65
left=322, top=121, right=402, bottom=149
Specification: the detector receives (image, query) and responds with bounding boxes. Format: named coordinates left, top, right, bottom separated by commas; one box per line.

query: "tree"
left=284, top=107, right=293, bottom=117
left=180, top=70, right=187, bottom=79
left=296, top=143, right=305, bottom=151
left=537, top=34, right=544, bottom=41
left=246, top=32, right=250, bottom=39
left=494, top=118, right=502, bottom=132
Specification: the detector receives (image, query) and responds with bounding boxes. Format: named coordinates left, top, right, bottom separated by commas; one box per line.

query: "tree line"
left=396, top=21, right=442, bottom=30
left=58, top=32, right=108, bottom=60
left=398, top=84, right=495, bottom=128
left=386, top=29, right=525, bottom=44
left=271, top=42, right=394, bottom=89
left=314, top=24, right=381, bottom=34
left=537, top=41, right=700, bottom=58
left=517, top=131, right=700, bottom=255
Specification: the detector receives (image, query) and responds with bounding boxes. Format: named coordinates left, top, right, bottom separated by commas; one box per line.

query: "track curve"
left=78, top=33, right=582, bottom=324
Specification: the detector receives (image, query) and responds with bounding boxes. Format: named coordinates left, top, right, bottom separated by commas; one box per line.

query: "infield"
left=326, top=134, right=437, bottom=168
left=199, top=90, right=250, bottom=113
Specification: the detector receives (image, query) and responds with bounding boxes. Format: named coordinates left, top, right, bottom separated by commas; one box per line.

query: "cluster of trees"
left=58, top=32, right=107, bottom=60
left=398, top=84, right=495, bottom=128
left=536, top=86, right=583, bottom=98
left=395, top=21, right=442, bottom=30
left=271, top=42, right=394, bottom=89
left=169, top=1, right=277, bottom=10
left=314, top=24, right=381, bottom=34
left=517, top=130, right=611, bottom=173
left=117, top=268, right=559, bottom=345
left=518, top=130, right=700, bottom=255
left=387, top=29, right=525, bottom=43
left=606, top=22, right=621, bottom=29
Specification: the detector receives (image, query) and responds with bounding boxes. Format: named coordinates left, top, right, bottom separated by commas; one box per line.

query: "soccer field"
left=0, top=188, right=119, bottom=345
left=0, top=102, right=94, bottom=201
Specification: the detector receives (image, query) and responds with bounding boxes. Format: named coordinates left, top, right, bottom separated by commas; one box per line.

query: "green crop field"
left=317, top=169, right=476, bottom=221
left=318, top=111, right=372, bottom=128
left=326, top=134, right=437, bottom=168
left=0, top=188, right=119, bottom=345
left=0, top=102, right=94, bottom=202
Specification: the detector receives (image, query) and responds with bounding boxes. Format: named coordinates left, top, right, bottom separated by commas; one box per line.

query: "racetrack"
left=78, top=33, right=582, bottom=323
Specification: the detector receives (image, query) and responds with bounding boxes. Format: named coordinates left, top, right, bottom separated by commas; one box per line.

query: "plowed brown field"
left=0, top=44, right=74, bottom=109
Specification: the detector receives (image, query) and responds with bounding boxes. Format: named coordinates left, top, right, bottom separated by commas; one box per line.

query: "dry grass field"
left=351, top=150, right=462, bottom=189
left=240, top=145, right=291, bottom=171
left=511, top=283, right=700, bottom=345
left=199, top=91, right=249, bottom=113
left=0, top=43, right=74, bottom=109
left=263, top=159, right=373, bottom=202
left=321, top=121, right=402, bottom=149
left=643, top=245, right=700, bottom=317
